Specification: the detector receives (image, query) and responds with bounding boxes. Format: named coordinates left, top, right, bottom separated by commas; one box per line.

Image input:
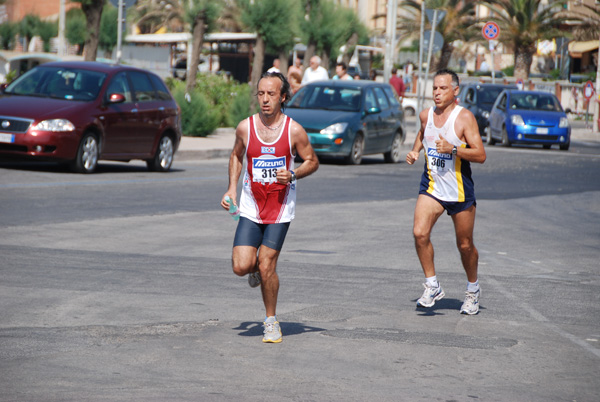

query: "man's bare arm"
left=276, top=121, right=319, bottom=184
left=221, top=120, right=248, bottom=210
left=406, top=108, right=428, bottom=165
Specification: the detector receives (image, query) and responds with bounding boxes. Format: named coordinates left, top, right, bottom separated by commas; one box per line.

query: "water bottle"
left=224, top=196, right=240, bottom=221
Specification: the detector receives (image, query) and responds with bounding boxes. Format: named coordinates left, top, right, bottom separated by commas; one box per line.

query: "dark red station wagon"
left=0, top=61, right=181, bottom=173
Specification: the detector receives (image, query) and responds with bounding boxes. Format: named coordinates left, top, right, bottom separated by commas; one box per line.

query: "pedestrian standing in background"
left=221, top=72, right=319, bottom=343
left=389, top=67, right=405, bottom=100
left=405, top=69, right=486, bottom=315
left=287, top=57, right=303, bottom=79
left=267, top=59, right=281, bottom=73
left=301, top=56, right=329, bottom=85
left=333, top=62, right=353, bottom=80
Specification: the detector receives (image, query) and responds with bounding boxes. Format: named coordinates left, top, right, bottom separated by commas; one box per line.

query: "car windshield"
left=5, top=66, right=107, bottom=101
left=509, top=93, right=561, bottom=112
left=288, top=85, right=362, bottom=111
left=478, top=87, right=504, bottom=104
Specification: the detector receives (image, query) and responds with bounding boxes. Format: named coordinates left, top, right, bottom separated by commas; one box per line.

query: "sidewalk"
left=175, top=119, right=600, bottom=161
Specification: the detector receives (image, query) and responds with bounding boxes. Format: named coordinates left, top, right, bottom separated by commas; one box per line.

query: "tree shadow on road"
left=233, top=321, right=326, bottom=338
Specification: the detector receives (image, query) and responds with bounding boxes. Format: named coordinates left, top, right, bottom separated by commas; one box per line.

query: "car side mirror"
left=366, top=107, right=381, bottom=115
left=107, top=93, right=125, bottom=104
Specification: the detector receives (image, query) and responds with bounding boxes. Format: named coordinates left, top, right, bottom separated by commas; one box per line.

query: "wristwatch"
left=290, top=170, right=296, bottom=183
left=452, top=146, right=457, bottom=156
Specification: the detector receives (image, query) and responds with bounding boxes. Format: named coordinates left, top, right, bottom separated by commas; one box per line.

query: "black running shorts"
left=233, top=217, right=290, bottom=251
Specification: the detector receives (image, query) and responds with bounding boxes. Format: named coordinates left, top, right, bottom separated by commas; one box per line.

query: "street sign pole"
left=116, top=0, right=124, bottom=63
left=482, top=22, right=500, bottom=84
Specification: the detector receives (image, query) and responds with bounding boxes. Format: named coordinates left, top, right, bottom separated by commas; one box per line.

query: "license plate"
left=536, top=127, right=549, bottom=134
left=0, top=133, right=14, bottom=143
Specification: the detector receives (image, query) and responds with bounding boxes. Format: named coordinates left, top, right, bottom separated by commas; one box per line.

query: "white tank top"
left=420, top=105, right=474, bottom=202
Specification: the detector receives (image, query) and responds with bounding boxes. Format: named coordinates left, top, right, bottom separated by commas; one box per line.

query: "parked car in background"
left=401, top=97, right=417, bottom=116
left=456, top=82, right=516, bottom=138
left=488, top=90, right=570, bottom=150
left=0, top=61, right=181, bottom=173
left=286, top=80, right=405, bottom=164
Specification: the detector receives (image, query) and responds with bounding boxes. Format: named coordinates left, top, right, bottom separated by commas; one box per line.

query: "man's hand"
left=435, top=134, right=450, bottom=154
left=406, top=151, right=420, bottom=165
left=276, top=168, right=293, bottom=184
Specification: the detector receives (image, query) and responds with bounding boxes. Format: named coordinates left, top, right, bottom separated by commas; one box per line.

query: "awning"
left=568, top=40, right=599, bottom=58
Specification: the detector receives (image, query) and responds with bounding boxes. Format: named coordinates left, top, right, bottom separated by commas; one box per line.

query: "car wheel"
left=384, top=131, right=403, bottom=163
left=70, top=133, right=99, bottom=173
left=486, top=129, right=496, bottom=145
left=404, top=107, right=415, bottom=117
left=147, top=134, right=174, bottom=172
left=559, top=142, right=570, bottom=151
left=346, top=133, right=364, bottom=165
left=501, top=126, right=511, bottom=147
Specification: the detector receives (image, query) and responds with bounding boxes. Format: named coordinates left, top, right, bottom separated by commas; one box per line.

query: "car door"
left=128, top=71, right=162, bottom=156
left=489, top=92, right=507, bottom=140
left=100, top=71, right=139, bottom=156
left=361, top=88, right=381, bottom=153
left=372, top=86, right=396, bottom=150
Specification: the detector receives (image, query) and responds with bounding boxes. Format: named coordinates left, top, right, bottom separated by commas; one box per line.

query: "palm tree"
left=130, top=0, right=184, bottom=34
left=569, top=2, right=600, bottom=41
left=479, top=0, right=572, bottom=80
left=398, top=0, right=478, bottom=70
left=182, top=0, right=222, bottom=93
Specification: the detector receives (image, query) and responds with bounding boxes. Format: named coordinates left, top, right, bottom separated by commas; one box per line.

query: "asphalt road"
left=1, top=138, right=599, bottom=401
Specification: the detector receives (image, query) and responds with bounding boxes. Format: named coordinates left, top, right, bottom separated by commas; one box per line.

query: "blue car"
left=285, top=80, right=405, bottom=164
left=488, top=90, right=570, bottom=150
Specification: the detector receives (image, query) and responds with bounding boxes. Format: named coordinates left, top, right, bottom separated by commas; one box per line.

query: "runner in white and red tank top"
left=238, top=113, right=296, bottom=224
left=220, top=72, right=319, bottom=343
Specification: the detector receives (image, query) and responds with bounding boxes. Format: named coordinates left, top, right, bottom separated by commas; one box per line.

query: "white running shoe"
left=262, top=320, right=282, bottom=343
left=248, top=271, right=261, bottom=288
left=416, top=282, right=445, bottom=308
left=460, top=289, right=481, bottom=315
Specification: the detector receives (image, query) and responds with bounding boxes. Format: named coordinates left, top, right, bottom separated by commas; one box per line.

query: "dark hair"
left=434, top=69, right=459, bottom=88
left=258, top=71, right=292, bottom=110
left=336, top=61, right=347, bottom=71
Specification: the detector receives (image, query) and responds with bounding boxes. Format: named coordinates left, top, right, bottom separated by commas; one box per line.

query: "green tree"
left=71, top=0, right=104, bottom=61
left=237, top=0, right=300, bottom=111
left=0, top=22, right=17, bottom=50
left=18, top=14, right=41, bottom=52
left=99, top=3, right=118, bottom=55
left=37, top=20, right=58, bottom=53
left=480, top=0, right=572, bottom=80
left=398, top=0, right=477, bottom=71
left=66, top=8, right=87, bottom=55
left=182, top=0, right=222, bottom=93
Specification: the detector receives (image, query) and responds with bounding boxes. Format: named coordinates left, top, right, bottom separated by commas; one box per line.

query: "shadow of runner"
left=413, top=297, right=473, bottom=316
left=234, top=322, right=326, bottom=338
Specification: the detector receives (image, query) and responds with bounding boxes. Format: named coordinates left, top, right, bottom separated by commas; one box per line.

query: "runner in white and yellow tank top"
left=420, top=105, right=474, bottom=203
left=406, top=69, right=487, bottom=316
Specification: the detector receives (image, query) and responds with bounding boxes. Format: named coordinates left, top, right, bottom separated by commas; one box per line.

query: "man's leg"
left=413, top=194, right=446, bottom=308
left=413, top=194, right=445, bottom=277
left=451, top=205, right=478, bottom=282
left=232, top=245, right=259, bottom=277
left=257, top=245, right=281, bottom=318
left=452, top=205, right=481, bottom=315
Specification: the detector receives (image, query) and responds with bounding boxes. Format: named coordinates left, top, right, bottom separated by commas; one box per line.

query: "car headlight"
left=320, top=122, right=348, bottom=136
left=33, top=119, right=76, bottom=132
left=510, top=115, right=525, bottom=126
left=482, top=111, right=489, bottom=119
left=559, top=117, right=569, bottom=128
